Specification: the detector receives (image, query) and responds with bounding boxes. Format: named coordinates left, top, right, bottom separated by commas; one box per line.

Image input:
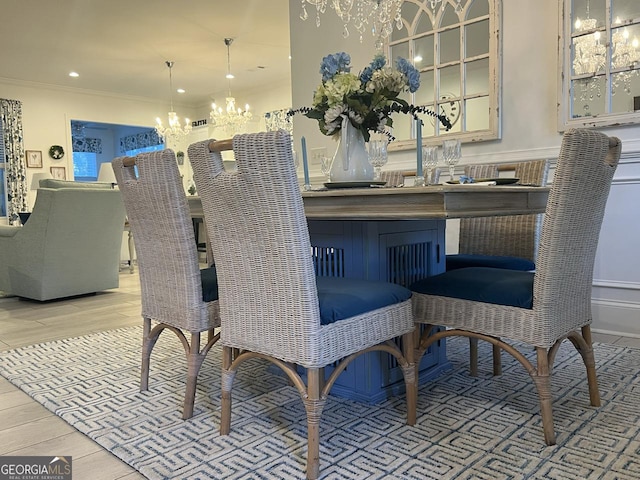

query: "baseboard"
left=591, top=298, right=640, bottom=337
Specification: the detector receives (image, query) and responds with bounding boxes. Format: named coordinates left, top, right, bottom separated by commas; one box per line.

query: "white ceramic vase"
left=329, top=116, right=374, bottom=182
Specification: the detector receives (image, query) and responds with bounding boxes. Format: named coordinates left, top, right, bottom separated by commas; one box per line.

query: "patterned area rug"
left=1, top=326, right=639, bottom=479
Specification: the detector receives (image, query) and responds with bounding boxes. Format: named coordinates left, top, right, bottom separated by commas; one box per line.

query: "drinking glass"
left=442, top=139, right=461, bottom=182
left=368, top=139, right=388, bottom=181
left=319, top=156, right=332, bottom=180
left=422, top=146, right=439, bottom=185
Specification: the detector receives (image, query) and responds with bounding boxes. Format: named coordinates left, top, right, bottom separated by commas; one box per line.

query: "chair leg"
left=220, top=346, right=234, bottom=435
left=182, top=332, right=201, bottom=420
left=305, top=368, right=324, bottom=480
left=581, top=325, right=601, bottom=407
left=402, top=331, right=417, bottom=426
left=140, top=318, right=152, bottom=391
left=492, top=344, right=502, bottom=376
left=534, top=347, right=556, bottom=445
left=469, top=337, right=478, bottom=376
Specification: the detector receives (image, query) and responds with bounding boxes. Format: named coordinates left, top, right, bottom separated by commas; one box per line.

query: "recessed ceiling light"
left=177, top=88, right=185, bottom=94
left=414, top=55, right=423, bottom=63
left=226, top=73, right=235, bottom=79
left=69, top=71, right=79, bottom=77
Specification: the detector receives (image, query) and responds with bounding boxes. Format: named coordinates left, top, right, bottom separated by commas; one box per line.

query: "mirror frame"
left=387, top=0, right=502, bottom=151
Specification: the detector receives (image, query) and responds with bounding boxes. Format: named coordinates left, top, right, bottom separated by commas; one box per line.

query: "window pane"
left=467, top=0, right=490, bottom=19
left=611, top=24, right=640, bottom=70
left=73, top=152, right=97, bottom=179
left=572, top=0, right=606, bottom=33
left=441, top=3, right=460, bottom=28
left=439, top=65, right=461, bottom=97
left=465, top=58, right=490, bottom=95
left=390, top=41, right=410, bottom=65
left=415, top=70, right=436, bottom=105
left=466, top=19, right=489, bottom=57
left=572, top=31, right=607, bottom=75
left=612, top=0, right=640, bottom=23
left=465, top=96, right=490, bottom=131
left=611, top=70, right=640, bottom=98
left=571, top=76, right=606, bottom=117
left=415, top=10, right=433, bottom=35
left=440, top=27, right=460, bottom=64
left=415, top=34, right=435, bottom=68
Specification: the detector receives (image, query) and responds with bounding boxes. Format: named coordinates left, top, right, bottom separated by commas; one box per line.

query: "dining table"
left=188, top=183, right=550, bottom=403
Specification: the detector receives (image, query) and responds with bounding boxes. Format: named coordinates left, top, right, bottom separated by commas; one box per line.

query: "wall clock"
left=49, top=145, right=65, bottom=160
left=431, top=93, right=461, bottom=128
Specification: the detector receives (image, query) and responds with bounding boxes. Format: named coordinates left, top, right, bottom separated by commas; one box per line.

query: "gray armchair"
left=0, top=183, right=125, bottom=301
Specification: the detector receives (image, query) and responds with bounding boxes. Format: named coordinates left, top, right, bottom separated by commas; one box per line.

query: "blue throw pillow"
left=410, top=267, right=534, bottom=309
left=446, top=254, right=535, bottom=272
left=316, top=276, right=412, bottom=325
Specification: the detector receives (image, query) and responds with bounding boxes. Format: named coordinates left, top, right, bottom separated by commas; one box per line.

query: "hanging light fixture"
left=155, top=61, right=192, bottom=140
left=573, top=0, right=639, bottom=99
left=299, top=0, right=461, bottom=48
left=209, top=38, right=252, bottom=135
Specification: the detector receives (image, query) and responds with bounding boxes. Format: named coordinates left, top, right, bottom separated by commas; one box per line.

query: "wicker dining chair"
left=112, top=150, right=220, bottom=420
left=410, top=128, right=620, bottom=445
left=188, top=131, right=417, bottom=480
left=448, top=159, right=550, bottom=376
left=447, top=158, right=550, bottom=271
left=380, top=168, right=440, bottom=187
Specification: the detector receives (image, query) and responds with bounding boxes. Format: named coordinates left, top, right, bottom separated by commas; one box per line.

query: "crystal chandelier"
left=573, top=1, right=640, bottom=99
left=300, top=0, right=461, bottom=48
left=155, top=61, right=192, bottom=141
left=209, top=38, right=252, bottom=136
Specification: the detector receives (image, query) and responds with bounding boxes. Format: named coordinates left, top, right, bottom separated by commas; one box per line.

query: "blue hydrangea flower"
left=360, top=54, right=387, bottom=83
left=396, top=57, right=421, bottom=93
left=320, top=52, right=351, bottom=82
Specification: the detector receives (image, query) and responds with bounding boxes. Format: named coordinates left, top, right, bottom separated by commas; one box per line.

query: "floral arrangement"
left=290, top=52, right=451, bottom=142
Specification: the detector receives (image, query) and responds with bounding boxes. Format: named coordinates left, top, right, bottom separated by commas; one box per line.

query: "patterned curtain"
left=0, top=99, right=27, bottom=225
left=119, top=129, right=163, bottom=154
left=72, top=137, right=103, bottom=153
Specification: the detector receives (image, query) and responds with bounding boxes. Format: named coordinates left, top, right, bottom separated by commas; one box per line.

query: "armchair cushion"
left=410, top=267, right=534, bottom=309
left=446, top=254, right=535, bottom=271
left=316, top=276, right=412, bottom=325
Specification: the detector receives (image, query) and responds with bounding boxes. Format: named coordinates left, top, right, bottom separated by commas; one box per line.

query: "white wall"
left=287, top=0, right=640, bottom=337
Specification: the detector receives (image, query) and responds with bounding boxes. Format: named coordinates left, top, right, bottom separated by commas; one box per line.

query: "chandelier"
left=155, top=61, right=192, bottom=141
left=300, top=0, right=461, bottom=48
left=573, top=2, right=640, bottom=99
left=209, top=38, right=252, bottom=135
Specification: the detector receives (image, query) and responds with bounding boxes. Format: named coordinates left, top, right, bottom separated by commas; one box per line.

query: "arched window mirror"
left=386, top=0, right=501, bottom=150
left=559, top=0, right=640, bottom=128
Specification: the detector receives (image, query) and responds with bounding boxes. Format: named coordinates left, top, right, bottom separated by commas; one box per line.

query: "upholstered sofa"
left=0, top=180, right=125, bottom=301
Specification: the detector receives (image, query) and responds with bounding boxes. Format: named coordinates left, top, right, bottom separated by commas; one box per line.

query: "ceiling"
left=0, top=0, right=292, bottom=108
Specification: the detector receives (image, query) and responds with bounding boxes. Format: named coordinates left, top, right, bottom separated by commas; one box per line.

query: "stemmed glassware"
left=312, top=148, right=332, bottom=181
left=368, top=139, right=388, bottom=181
left=422, top=146, right=439, bottom=185
left=442, top=139, right=461, bottom=182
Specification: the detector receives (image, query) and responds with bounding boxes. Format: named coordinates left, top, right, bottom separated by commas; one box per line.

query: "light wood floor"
left=1, top=271, right=638, bottom=480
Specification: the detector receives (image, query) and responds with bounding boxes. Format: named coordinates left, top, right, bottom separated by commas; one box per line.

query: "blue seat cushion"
left=316, top=276, right=412, bottom=325
left=446, top=254, right=535, bottom=272
left=410, top=267, right=534, bottom=309
left=200, top=266, right=219, bottom=302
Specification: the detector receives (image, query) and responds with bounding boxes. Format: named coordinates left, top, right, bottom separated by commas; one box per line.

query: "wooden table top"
left=189, top=184, right=550, bottom=221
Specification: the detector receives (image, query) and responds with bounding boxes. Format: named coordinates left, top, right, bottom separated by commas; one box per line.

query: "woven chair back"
left=459, top=159, right=550, bottom=260
left=189, top=131, right=322, bottom=360
left=112, top=150, right=210, bottom=332
left=532, top=129, right=620, bottom=342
